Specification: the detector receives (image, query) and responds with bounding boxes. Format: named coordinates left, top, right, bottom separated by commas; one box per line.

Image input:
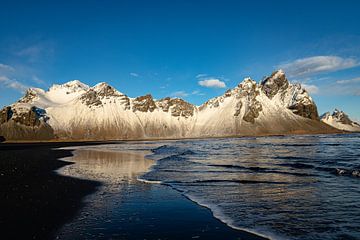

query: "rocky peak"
left=325, top=109, right=354, bottom=125
left=258, top=70, right=319, bottom=120
left=321, top=109, right=360, bottom=131
left=261, top=69, right=289, bottom=99
left=156, top=97, right=195, bottom=118
left=93, top=82, right=123, bottom=97
left=132, top=94, right=157, bottom=112
left=236, top=78, right=259, bottom=97
left=18, top=88, right=39, bottom=103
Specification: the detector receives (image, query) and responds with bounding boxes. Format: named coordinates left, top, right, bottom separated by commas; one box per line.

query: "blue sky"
left=1, top=0, right=360, bottom=120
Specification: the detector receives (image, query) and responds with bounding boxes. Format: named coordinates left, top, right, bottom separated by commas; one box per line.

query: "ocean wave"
left=209, top=164, right=316, bottom=177
left=191, top=179, right=290, bottom=184
left=183, top=193, right=282, bottom=240
left=151, top=145, right=195, bottom=156
left=277, top=162, right=315, bottom=169
left=273, top=156, right=311, bottom=161
left=137, top=178, right=162, bottom=184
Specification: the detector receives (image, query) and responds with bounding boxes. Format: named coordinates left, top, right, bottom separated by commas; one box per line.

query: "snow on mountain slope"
left=0, top=70, right=339, bottom=141
left=321, top=109, right=360, bottom=132
left=193, top=70, right=328, bottom=136
left=43, top=82, right=197, bottom=139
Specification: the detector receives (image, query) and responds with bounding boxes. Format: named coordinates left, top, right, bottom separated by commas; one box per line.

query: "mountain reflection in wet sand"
left=60, top=149, right=155, bottom=185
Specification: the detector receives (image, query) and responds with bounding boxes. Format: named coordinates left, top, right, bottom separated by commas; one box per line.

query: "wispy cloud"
left=198, top=78, right=226, bottom=88
left=278, top=56, right=359, bottom=77
left=0, top=76, right=29, bottom=93
left=16, top=45, right=42, bottom=57
left=32, top=75, right=45, bottom=84
left=314, top=75, right=360, bottom=96
left=170, top=90, right=205, bottom=98
left=0, top=63, right=15, bottom=72
left=130, top=72, right=139, bottom=77
left=170, top=91, right=189, bottom=97
left=14, top=42, right=55, bottom=63
left=336, top=77, right=360, bottom=84
left=0, top=63, right=43, bottom=91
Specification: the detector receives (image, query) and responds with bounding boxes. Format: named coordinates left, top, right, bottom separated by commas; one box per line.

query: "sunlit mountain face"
left=0, top=70, right=344, bottom=141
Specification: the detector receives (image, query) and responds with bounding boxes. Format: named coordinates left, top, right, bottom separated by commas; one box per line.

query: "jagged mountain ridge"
left=0, top=70, right=339, bottom=140
left=321, top=109, right=360, bottom=132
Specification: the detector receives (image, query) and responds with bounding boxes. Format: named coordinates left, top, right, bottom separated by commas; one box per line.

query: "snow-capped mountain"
left=0, top=70, right=339, bottom=141
left=321, top=109, right=360, bottom=132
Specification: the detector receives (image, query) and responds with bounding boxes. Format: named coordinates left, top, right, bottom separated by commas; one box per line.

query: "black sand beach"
left=0, top=142, right=267, bottom=240
left=0, top=142, right=101, bottom=239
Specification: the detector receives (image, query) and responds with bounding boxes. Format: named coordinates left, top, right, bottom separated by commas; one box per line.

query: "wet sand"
left=0, top=142, right=101, bottom=239
left=0, top=142, right=267, bottom=240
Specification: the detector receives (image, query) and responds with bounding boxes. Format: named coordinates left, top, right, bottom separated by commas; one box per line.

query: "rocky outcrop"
left=157, top=97, right=195, bottom=118
left=80, top=83, right=130, bottom=109
left=286, top=84, right=319, bottom=120
left=11, top=107, right=45, bottom=127
left=80, top=89, right=103, bottom=107
left=132, top=94, right=157, bottom=112
left=0, top=106, right=54, bottom=140
left=237, top=79, right=262, bottom=123
left=0, top=107, right=13, bottom=124
left=261, top=70, right=289, bottom=99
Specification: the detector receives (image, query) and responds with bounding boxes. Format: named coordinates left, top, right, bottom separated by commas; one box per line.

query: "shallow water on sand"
left=57, top=134, right=360, bottom=240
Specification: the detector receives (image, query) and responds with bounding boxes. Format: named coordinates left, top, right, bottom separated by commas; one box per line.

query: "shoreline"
left=137, top=154, right=274, bottom=240
left=55, top=145, right=269, bottom=239
left=1, top=129, right=350, bottom=144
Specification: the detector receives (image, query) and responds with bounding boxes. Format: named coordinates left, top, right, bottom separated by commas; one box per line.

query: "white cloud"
left=302, top=84, right=319, bottom=94
left=196, top=73, right=207, bottom=78
left=0, top=76, right=29, bottom=93
left=278, top=56, right=359, bottom=77
left=336, top=77, right=360, bottom=84
left=198, top=78, right=226, bottom=88
left=130, top=72, right=139, bottom=77
left=0, top=63, right=15, bottom=72
left=170, top=91, right=189, bottom=97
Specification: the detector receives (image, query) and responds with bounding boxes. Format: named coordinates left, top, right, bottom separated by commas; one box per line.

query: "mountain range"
left=0, top=70, right=358, bottom=141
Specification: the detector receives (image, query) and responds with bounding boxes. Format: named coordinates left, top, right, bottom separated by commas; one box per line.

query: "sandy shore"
left=0, top=142, right=267, bottom=240
left=0, top=142, right=101, bottom=239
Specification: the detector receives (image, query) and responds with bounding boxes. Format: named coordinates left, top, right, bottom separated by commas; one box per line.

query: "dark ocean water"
left=141, top=134, right=360, bottom=240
